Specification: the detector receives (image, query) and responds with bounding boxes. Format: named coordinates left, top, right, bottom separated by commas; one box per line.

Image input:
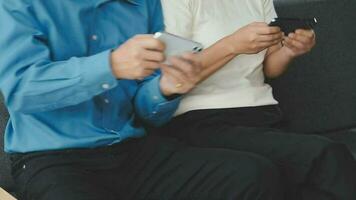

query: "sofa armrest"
left=0, top=187, right=17, bottom=200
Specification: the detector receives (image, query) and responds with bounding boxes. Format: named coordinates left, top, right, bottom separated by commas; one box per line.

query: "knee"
left=303, top=135, right=352, bottom=158
left=223, top=153, right=284, bottom=200
left=244, top=154, right=283, bottom=190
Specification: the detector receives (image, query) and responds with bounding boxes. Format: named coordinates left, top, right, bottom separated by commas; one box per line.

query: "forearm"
left=2, top=50, right=117, bottom=113
left=198, top=36, right=238, bottom=82
left=263, top=46, right=295, bottom=79
left=0, top=4, right=120, bottom=113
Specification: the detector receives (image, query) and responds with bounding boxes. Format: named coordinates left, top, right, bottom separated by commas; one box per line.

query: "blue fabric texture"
left=0, top=0, right=180, bottom=153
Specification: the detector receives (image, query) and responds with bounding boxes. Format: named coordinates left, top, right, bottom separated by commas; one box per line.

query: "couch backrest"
left=271, top=0, right=356, bottom=133
left=0, top=0, right=355, bottom=190
left=0, top=93, right=14, bottom=190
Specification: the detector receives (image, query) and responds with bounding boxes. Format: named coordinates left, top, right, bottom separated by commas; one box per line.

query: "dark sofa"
left=1, top=0, right=356, bottom=195
left=0, top=95, right=14, bottom=192
left=269, top=0, right=356, bottom=156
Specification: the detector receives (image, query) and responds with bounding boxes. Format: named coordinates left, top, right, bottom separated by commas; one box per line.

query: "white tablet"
left=153, top=32, right=204, bottom=63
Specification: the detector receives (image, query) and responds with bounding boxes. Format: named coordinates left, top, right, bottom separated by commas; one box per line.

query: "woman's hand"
left=281, top=29, right=316, bottom=58
left=226, top=22, right=284, bottom=55
left=160, top=53, right=203, bottom=97
left=263, top=29, right=316, bottom=78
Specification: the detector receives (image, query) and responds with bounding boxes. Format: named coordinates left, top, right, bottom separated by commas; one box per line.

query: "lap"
left=11, top=135, right=283, bottom=200
left=11, top=147, right=124, bottom=200
left=14, top=162, right=118, bottom=200
left=157, top=108, right=356, bottom=200
left=323, top=129, right=356, bottom=159
left=161, top=115, right=354, bottom=183
left=120, top=136, right=282, bottom=200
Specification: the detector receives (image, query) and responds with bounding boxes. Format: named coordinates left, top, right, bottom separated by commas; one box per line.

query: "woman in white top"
left=158, top=0, right=356, bottom=199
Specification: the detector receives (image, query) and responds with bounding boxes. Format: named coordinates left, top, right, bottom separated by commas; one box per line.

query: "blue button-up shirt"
left=0, top=0, right=180, bottom=153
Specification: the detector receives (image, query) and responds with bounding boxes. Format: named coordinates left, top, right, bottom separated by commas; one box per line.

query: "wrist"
left=110, top=51, right=126, bottom=79
left=110, top=52, right=118, bottom=76
left=223, top=35, right=243, bottom=55
left=160, top=88, right=174, bottom=97
left=159, top=81, right=180, bottom=100
left=159, top=77, right=174, bottom=97
left=280, top=46, right=298, bottom=60
left=160, top=86, right=181, bottom=100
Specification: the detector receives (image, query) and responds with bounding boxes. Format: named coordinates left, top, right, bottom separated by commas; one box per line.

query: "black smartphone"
left=269, top=18, right=318, bottom=35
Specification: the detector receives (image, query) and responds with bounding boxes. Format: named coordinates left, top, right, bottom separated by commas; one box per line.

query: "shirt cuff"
left=138, top=76, right=181, bottom=118
left=145, top=76, right=181, bottom=113
left=80, top=49, right=117, bottom=92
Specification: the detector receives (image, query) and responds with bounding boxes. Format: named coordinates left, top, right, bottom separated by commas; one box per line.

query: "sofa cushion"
left=271, top=0, right=356, bottom=133
left=324, top=129, right=356, bottom=159
left=0, top=94, right=14, bottom=190
left=0, top=0, right=355, bottom=191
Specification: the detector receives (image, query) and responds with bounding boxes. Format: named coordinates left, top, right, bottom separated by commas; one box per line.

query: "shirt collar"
left=95, top=0, right=140, bottom=7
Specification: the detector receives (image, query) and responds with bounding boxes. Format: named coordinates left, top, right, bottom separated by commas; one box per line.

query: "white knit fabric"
left=161, top=0, right=279, bottom=116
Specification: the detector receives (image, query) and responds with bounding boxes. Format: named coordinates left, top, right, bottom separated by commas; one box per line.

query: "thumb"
left=181, top=52, right=196, bottom=61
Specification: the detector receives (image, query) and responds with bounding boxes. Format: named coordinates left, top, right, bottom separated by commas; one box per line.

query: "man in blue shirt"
left=0, top=0, right=283, bottom=199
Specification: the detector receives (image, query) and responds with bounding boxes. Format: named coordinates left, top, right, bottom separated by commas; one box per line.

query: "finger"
left=181, top=54, right=203, bottom=77
left=181, top=53, right=202, bottom=72
left=139, top=61, right=161, bottom=70
left=133, top=34, right=156, bottom=39
left=284, top=37, right=305, bottom=50
left=159, top=63, right=170, bottom=68
left=161, top=65, right=186, bottom=86
left=271, top=37, right=284, bottom=45
left=258, top=37, right=283, bottom=49
left=137, top=69, right=156, bottom=80
left=257, top=42, right=278, bottom=50
left=288, top=33, right=313, bottom=45
left=142, top=50, right=165, bottom=62
left=283, top=39, right=303, bottom=54
left=137, top=37, right=166, bottom=51
left=295, top=29, right=315, bottom=38
left=170, top=56, right=202, bottom=83
left=257, top=32, right=284, bottom=42
left=282, top=40, right=299, bottom=52
left=181, top=52, right=196, bottom=61
left=257, top=26, right=282, bottom=35
left=169, top=56, right=195, bottom=77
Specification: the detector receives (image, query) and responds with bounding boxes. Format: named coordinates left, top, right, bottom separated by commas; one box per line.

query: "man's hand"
left=281, top=29, right=316, bottom=58
left=111, top=35, right=165, bottom=80
left=160, top=53, right=203, bottom=97
left=226, top=22, right=284, bottom=55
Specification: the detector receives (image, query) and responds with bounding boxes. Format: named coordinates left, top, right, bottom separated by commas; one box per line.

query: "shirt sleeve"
left=134, top=0, right=181, bottom=127
left=134, top=72, right=181, bottom=127
left=0, top=2, right=118, bottom=114
left=263, top=0, right=278, bottom=23
left=161, top=0, right=194, bottom=38
left=148, top=0, right=165, bottom=33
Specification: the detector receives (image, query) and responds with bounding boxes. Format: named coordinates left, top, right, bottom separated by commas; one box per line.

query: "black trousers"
left=157, top=105, right=356, bottom=200
left=11, top=135, right=283, bottom=200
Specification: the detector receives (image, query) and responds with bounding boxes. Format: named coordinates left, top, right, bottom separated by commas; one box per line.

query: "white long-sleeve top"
left=161, top=0, right=279, bottom=116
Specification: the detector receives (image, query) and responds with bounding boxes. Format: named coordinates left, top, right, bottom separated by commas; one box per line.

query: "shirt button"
left=102, top=84, right=110, bottom=89
left=152, top=111, right=157, bottom=114
left=22, top=164, right=26, bottom=169
left=153, top=96, right=159, bottom=100
left=91, top=35, right=98, bottom=41
left=104, top=99, right=110, bottom=104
